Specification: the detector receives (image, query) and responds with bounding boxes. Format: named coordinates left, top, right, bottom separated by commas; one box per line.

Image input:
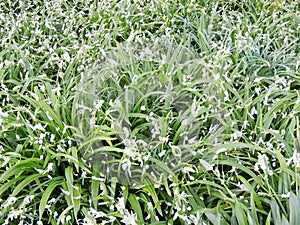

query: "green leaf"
left=128, top=194, right=144, bottom=222
left=238, top=176, right=263, bottom=210
left=289, top=191, right=300, bottom=225
left=234, top=202, right=248, bottom=225
left=0, top=176, right=24, bottom=196
left=39, top=178, right=62, bottom=220
left=65, top=166, right=74, bottom=203
left=144, top=183, right=163, bottom=216
left=91, top=179, right=100, bottom=209
left=12, top=173, right=44, bottom=196
left=57, top=205, right=74, bottom=225
left=0, top=158, right=41, bottom=183
left=265, top=212, right=271, bottom=225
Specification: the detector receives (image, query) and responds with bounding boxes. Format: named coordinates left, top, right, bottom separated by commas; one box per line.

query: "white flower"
left=255, top=153, right=267, bottom=171
left=231, top=130, right=242, bottom=140
left=52, top=85, right=61, bottom=96
left=91, top=176, right=105, bottom=181
left=7, top=209, right=23, bottom=221
left=50, top=134, right=55, bottom=143
left=182, top=167, right=195, bottom=173
left=63, top=52, right=71, bottom=62
left=124, top=146, right=137, bottom=159
left=33, top=123, right=45, bottom=132
left=82, top=217, right=94, bottom=225
left=254, top=77, right=263, bottom=83
left=60, top=188, right=70, bottom=196
left=121, top=158, right=131, bottom=177
left=224, top=109, right=233, bottom=118
left=224, top=90, right=230, bottom=102
left=20, top=195, right=34, bottom=209
left=191, top=98, right=200, bottom=115
left=89, top=208, right=106, bottom=218
left=237, top=182, right=248, bottom=191
left=35, top=168, right=45, bottom=174
left=121, top=211, right=137, bottom=225
left=35, top=163, right=53, bottom=175
left=123, top=127, right=130, bottom=138
left=281, top=192, right=291, bottom=198
left=158, top=150, right=166, bottom=158
left=188, top=212, right=201, bottom=224
left=0, top=109, right=9, bottom=117
left=3, top=196, right=17, bottom=209
left=66, top=215, right=71, bottom=222
left=38, top=84, right=45, bottom=92
left=254, top=87, right=260, bottom=95
left=275, top=77, right=287, bottom=86
left=287, top=150, right=300, bottom=169
left=242, top=120, right=249, bottom=129
left=250, top=107, right=258, bottom=116
left=116, top=197, right=126, bottom=212
left=48, top=198, right=56, bottom=204
left=93, top=99, right=104, bottom=110
left=254, top=153, right=273, bottom=176
left=214, top=73, right=220, bottom=81
left=158, top=136, right=168, bottom=143
left=47, top=163, right=54, bottom=172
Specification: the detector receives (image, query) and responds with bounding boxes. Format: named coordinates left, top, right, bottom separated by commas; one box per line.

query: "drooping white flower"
left=140, top=105, right=146, bottom=111
left=121, top=211, right=137, bottom=225
left=121, top=158, right=131, bottom=177
left=287, top=150, right=300, bottom=169
left=158, top=150, right=166, bottom=158
left=3, top=196, right=17, bottom=209
left=116, top=197, right=126, bottom=212
left=281, top=192, right=291, bottom=198
left=93, top=99, right=104, bottom=110
left=182, top=166, right=196, bottom=173
left=231, top=130, right=242, bottom=140
left=254, top=153, right=273, bottom=176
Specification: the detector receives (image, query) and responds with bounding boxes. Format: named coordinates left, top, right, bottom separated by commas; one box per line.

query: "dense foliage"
left=0, top=0, right=300, bottom=224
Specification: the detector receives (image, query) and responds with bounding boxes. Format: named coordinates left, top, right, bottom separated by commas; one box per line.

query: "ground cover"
left=0, top=0, right=300, bottom=224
